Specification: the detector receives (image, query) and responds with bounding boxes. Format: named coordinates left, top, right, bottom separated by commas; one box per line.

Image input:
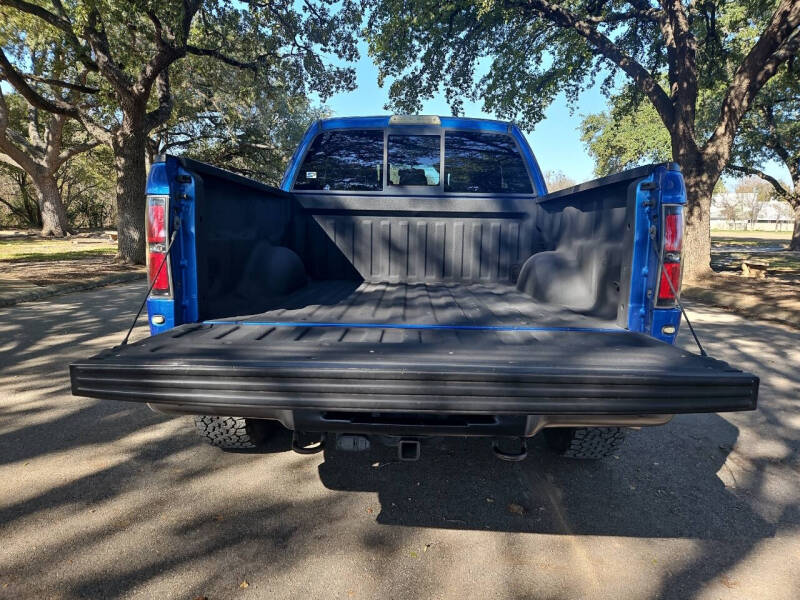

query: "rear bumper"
left=148, top=403, right=675, bottom=436
left=70, top=359, right=758, bottom=417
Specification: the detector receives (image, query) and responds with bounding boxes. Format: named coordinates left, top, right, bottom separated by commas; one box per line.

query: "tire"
left=543, top=427, right=626, bottom=459
left=193, top=415, right=274, bottom=450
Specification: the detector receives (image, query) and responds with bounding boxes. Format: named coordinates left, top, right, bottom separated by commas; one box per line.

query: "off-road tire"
left=543, top=427, right=626, bottom=459
left=193, top=415, right=273, bottom=450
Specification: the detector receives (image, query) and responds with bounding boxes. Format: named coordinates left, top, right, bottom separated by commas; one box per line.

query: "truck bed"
left=204, top=280, right=618, bottom=342
left=70, top=280, right=758, bottom=416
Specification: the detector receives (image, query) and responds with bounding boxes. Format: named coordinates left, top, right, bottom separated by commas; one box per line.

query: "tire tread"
left=193, top=415, right=266, bottom=449
left=545, top=427, right=626, bottom=459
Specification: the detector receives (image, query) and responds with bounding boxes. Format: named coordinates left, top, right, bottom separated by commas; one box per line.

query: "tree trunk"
left=790, top=204, right=800, bottom=252
left=112, top=115, right=148, bottom=264
left=33, top=171, right=70, bottom=236
left=680, top=167, right=717, bottom=283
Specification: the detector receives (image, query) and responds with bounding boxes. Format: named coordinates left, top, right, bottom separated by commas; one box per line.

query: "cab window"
left=444, top=131, right=532, bottom=193
left=294, top=130, right=384, bottom=191
left=387, top=135, right=440, bottom=186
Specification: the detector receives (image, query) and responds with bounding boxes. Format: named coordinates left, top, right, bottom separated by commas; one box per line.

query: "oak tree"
left=1, top=0, right=360, bottom=262
left=366, top=0, right=800, bottom=279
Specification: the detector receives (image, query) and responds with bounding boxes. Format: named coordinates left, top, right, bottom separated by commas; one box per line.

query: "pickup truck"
left=70, top=115, right=758, bottom=460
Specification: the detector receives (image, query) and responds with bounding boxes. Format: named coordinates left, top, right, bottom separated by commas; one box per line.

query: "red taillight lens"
left=148, top=251, right=169, bottom=292
left=147, top=201, right=166, bottom=243
left=664, top=211, right=683, bottom=253
left=658, top=262, right=681, bottom=301
left=146, top=196, right=170, bottom=295
left=657, top=205, right=683, bottom=307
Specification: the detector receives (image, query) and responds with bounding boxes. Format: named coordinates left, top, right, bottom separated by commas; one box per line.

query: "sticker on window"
left=305, top=171, right=317, bottom=179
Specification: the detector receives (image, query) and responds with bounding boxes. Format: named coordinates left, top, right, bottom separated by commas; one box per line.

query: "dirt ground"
left=682, top=232, right=800, bottom=325
left=0, top=231, right=139, bottom=287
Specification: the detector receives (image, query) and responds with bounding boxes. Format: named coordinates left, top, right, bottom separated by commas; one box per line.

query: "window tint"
left=294, top=130, right=384, bottom=191
left=444, top=132, right=533, bottom=193
left=388, top=135, right=440, bottom=186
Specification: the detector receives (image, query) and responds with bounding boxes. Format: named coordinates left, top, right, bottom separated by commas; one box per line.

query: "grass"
left=711, top=230, right=793, bottom=251
left=711, top=229, right=792, bottom=240
left=0, top=237, right=116, bottom=262
left=709, top=229, right=799, bottom=281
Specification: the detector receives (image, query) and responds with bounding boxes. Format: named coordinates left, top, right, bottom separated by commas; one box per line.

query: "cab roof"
left=316, top=115, right=514, bottom=133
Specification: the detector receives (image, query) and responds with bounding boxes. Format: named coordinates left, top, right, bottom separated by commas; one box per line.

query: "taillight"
left=663, top=211, right=683, bottom=253
left=147, top=201, right=166, bottom=243
left=656, top=205, right=683, bottom=306
left=148, top=251, right=170, bottom=291
left=146, top=195, right=171, bottom=295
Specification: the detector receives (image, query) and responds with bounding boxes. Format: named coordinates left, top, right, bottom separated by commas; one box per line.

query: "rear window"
left=294, top=130, right=383, bottom=191
left=388, top=135, right=440, bottom=186
left=444, top=131, right=532, bottom=193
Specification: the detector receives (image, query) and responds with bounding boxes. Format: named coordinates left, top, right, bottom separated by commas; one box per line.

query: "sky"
left=318, top=42, right=789, bottom=188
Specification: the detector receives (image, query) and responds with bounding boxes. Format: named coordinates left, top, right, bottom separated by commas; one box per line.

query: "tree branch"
left=0, top=193, right=34, bottom=222
left=0, top=0, right=97, bottom=71
left=727, top=164, right=790, bottom=199
left=0, top=49, right=81, bottom=118
left=143, top=70, right=173, bottom=133
left=515, top=0, right=675, bottom=130
left=186, top=45, right=269, bottom=71
left=83, top=9, right=135, bottom=95
left=659, top=0, right=698, bottom=134
left=585, top=8, right=661, bottom=24
left=759, top=104, right=794, bottom=167
left=20, top=73, right=100, bottom=94
left=55, top=140, right=100, bottom=168
left=79, top=115, right=113, bottom=146
left=703, top=0, right=800, bottom=160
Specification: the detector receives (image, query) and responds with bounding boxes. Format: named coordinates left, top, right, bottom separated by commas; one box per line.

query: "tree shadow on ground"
left=1, top=286, right=798, bottom=600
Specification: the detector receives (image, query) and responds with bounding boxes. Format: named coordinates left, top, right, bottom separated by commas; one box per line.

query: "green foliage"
left=0, top=0, right=361, bottom=235
left=0, top=163, right=40, bottom=227
left=728, top=64, right=800, bottom=197
left=365, top=0, right=784, bottom=132
left=61, top=145, right=116, bottom=229
left=580, top=88, right=672, bottom=177
left=148, top=53, right=330, bottom=185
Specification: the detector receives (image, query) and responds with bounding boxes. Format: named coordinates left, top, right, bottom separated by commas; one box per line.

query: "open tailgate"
left=70, top=323, right=758, bottom=415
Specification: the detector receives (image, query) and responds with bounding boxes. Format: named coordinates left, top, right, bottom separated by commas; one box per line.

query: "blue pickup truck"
left=70, top=115, right=758, bottom=460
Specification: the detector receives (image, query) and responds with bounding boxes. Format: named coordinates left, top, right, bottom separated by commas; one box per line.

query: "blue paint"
left=146, top=157, right=178, bottom=335
left=281, top=119, right=321, bottom=191
left=625, top=164, right=687, bottom=344
left=145, top=160, right=172, bottom=195
left=651, top=308, right=682, bottom=344
left=439, top=116, right=507, bottom=132
left=145, top=155, right=199, bottom=336
left=510, top=124, right=547, bottom=196
left=202, top=320, right=623, bottom=333
left=174, top=164, right=199, bottom=326
left=626, top=172, right=659, bottom=334
left=147, top=297, right=176, bottom=334
left=323, top=116, right=391, bottom=130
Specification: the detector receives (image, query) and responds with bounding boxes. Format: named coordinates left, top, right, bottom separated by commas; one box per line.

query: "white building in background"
left=710, top=193, right=793, bottom=231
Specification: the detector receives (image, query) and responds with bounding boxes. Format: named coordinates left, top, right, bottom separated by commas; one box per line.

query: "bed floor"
left=201, top=280, right=619, bottom=346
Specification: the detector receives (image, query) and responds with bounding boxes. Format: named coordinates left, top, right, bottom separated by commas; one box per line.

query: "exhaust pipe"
left=292, top=431, right=324, bottom=454
left=492, top=438, right=528, bottom=462
left=398, top=439, right=421, bottom=461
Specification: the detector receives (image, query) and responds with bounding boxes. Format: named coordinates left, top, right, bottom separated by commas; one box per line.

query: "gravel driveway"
left=1, top=283, right=798, bottom=599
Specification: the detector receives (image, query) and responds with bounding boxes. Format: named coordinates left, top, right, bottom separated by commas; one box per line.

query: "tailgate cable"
left=651, top=239, right=707, bottom=357
left=120, top=228, right=179, bottom=347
